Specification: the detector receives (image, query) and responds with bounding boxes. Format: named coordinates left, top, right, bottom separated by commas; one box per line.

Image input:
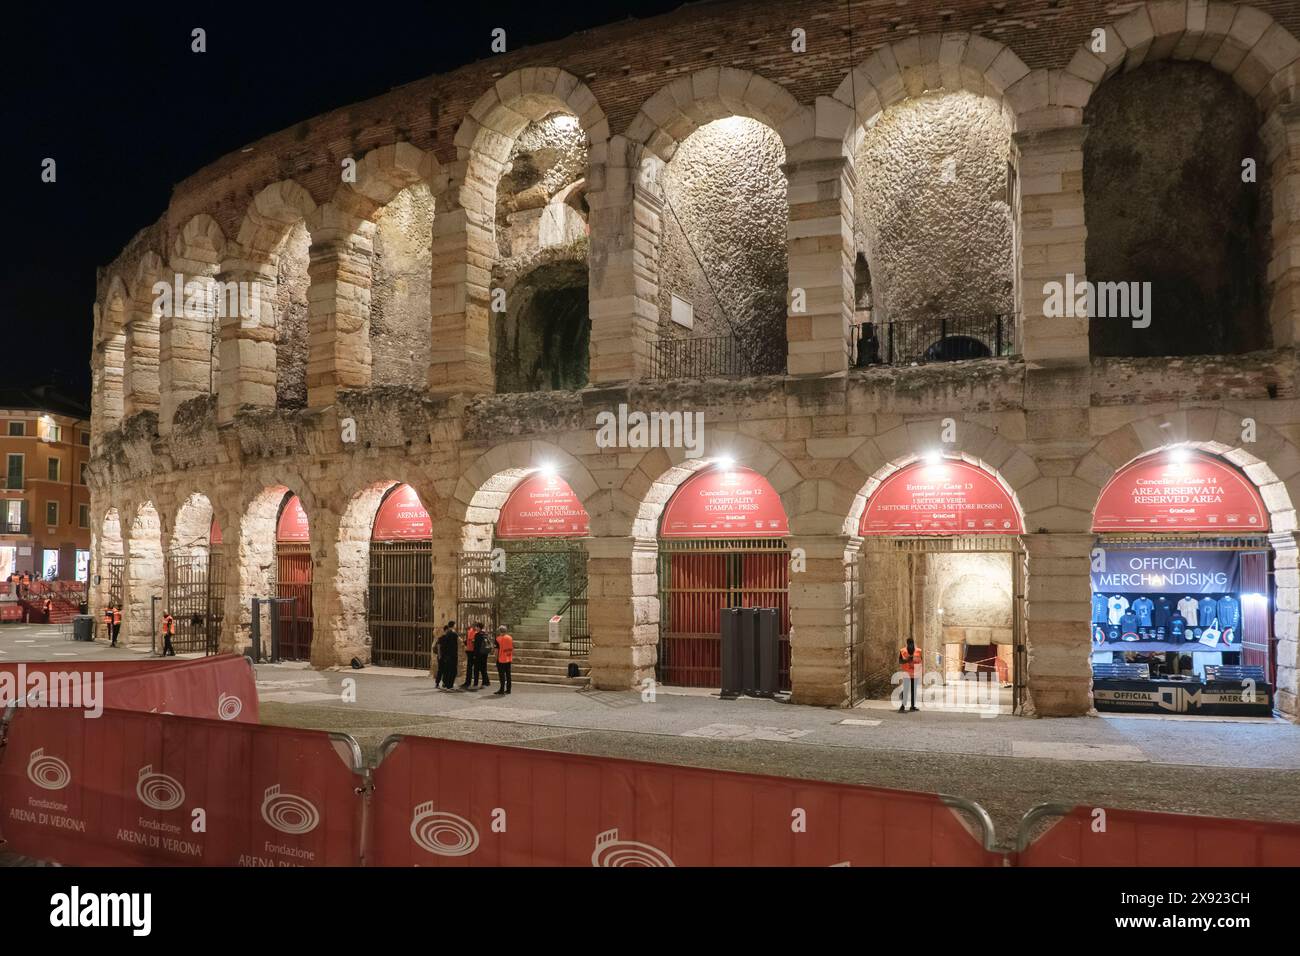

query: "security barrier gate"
left=657, top=538, right=790, bottom=690
left=368, top=540, right=434, bottom=669
left=275, top=542, right=313, bottom=661
left=164, top=547, right=226, bottom=654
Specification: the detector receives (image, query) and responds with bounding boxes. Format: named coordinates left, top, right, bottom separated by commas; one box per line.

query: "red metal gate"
left=275, top=542, right=313, bottom=661
left=657, top=539, right=789, bottom=689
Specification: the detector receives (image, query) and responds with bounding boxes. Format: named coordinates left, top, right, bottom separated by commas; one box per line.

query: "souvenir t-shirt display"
left=1152, top=596, right=1172, bottom=629
left=1091, top=592, right=1109, bottom=624
left=1198, top=596, right=1218, bottom=627
left=1177, top=596, right=1199, bottom=626
left=1131, top=596, right=1154, bottom=628
left=1217, top=594, right=1240, bottom=630
left=1168, top=613, right=1186, bottom=640
left=1107, top=594, right=1130, bottom=626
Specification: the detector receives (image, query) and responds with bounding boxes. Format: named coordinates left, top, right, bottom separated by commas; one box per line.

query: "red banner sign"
left=372, top=484, right=432, bottom=541
left=1092, top=452, right=1269, bottom=532
left=496, top=474, right=590, bottom=539
left=660, top=467, right=788, bottom=538
left=859, top=460, right=1022, bottom=535
left=369, top=735, right=997, bottom=867
left=277, top=495, right=310, bottom=543
left=0, top=706, right=362, bottom=866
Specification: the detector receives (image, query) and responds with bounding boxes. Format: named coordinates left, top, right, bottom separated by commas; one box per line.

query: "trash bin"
left=72, top=614, right=96, bottom=642
left=754, top=607, right=780, bottom=697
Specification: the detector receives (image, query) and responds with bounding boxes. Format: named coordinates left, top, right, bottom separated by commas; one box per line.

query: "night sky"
left=0, top=0, right=685, bottom=400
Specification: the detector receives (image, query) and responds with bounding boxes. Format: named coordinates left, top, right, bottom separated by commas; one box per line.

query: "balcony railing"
left=854, top=313, right=1018, bottom=368
left=0, top=521, right=31, bottom=535
left=651, top=333, right=787, bottom=380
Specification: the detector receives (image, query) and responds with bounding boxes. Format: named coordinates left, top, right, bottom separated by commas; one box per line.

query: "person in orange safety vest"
left=492, top=625, right=514, bottom=696
left=161, top=610, right=176, bottom=657
left=898, top=637, right=921, bottom=713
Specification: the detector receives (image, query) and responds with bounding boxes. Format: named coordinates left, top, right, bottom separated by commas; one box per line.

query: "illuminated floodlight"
left=714, top=456, right=735, bottom=472
left=923, top=450, right=943, bottom=465
left=537, top=462, right=558, bottom=478
left=1168, top=447, right=1190, bottom=464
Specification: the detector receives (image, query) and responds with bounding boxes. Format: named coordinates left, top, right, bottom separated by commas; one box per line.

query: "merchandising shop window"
left=47, top=457, right=60, bottom=481
left=5, top=454, right=22, bottom=489
left=45, top=501, right=58, bottom=527
left=7, top=421, right=23, bottom=437
left=78, top=503, right=89, bottom=529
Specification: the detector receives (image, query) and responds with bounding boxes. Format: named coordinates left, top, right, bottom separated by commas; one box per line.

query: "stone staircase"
left=505, top=592, right=590, bottom=687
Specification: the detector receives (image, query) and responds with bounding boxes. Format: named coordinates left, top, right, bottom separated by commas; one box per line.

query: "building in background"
left=0, top=385, right=91, bottom=582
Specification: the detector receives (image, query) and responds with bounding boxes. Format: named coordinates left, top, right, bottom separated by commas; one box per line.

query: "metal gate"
left=853, top=536, right=1026, bottom=713
left=368, top=540, right=434, bottom=669
left=456, top=541, right=590, bottom=656
left=164, top=547, right=225, bottom=654
left=275, top=542, right=313, bottom=661
left=657, top=538, right=791, bottom=690
left=105, top=555, right=124, bottom=607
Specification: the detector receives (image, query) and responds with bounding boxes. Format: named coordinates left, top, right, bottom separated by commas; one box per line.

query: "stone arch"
left=233, top=481, right=316, bottom=656
left=1055, top=3, right=1300, bottom=115
left=828, top=33, right=1031, bottom=152
left=93, top=507, right=124, bottom=625
left=450, top=441, right=598, bottom=549
left=840, top=422, right=1040, bottom=538
left=626, top=67, right=810, bottom=163
left=164, top=215, right=228, bottom=426
left=330, top=475, right=440, bottom=665
left=234, top=180, right=318, bottom=265
left=93, top=277, right=130, bottom=443
left=173, top=492, right=216, bottom=557
left=124, top=501, right=165, bottom=646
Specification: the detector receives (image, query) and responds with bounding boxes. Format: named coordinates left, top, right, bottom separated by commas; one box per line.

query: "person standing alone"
left=492, top=625, right=513, bottom=695
left=111, top=603, right=123, bottom=647
left=161, top=610, right=176, bottom=657
left=898, top=637, right=921, bottom=713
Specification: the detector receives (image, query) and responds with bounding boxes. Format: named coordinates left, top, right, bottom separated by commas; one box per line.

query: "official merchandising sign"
left=1090, top=550, right=1240, bottom=596
left=858, top=460, right=1022, bottom=535
left=496, top=474, right=590, bottom=539
left=372, top=484, right=432, bottom=541
left=276, top=495, right=310, bottom=543
left=1092, top=452, right=1268, bottom=532
left=659, top=466, right=788, bottom=538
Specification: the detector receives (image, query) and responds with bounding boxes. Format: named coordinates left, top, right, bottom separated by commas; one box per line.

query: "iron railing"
left=0, top=520, right=30, bottom=535
left=651, top=333, right=787, bottom=380
left=855, top=313, right=1018, bottom=367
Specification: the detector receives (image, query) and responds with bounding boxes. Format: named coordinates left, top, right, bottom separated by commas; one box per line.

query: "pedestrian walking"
left=103, top=603, right=114, bottom=644
left=161, top=610, right=176, bottom=657
left=435, top=620, right=460, bottom=689
left=898, top=637, right=921, bottom=713
left=492, top=625, right=513, bottom=696
left=112, top=603, right=123, bottom=647
left=474, top=620, right=492, bottom=689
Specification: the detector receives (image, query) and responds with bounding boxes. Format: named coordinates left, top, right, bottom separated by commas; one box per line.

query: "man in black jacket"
left=435, top=621, right=459, bottom=689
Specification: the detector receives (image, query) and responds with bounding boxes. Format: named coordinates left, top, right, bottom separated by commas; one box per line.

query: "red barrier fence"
left=368, top=734, right=1000, bottom=867
left=1016, top=804, right=1300, bottom=867
left=0, top=705, right=363, bottom=866
left=0, top=656, right=258, bottom=723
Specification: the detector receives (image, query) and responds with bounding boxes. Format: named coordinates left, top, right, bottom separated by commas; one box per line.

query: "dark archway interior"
left=493, top=261, right=590, bottom=393
left=1084, top=61, right=1270, bottom=358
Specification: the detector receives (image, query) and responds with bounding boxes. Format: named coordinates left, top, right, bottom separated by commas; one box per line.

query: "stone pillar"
left=306, top=228, right=374, bottom=409
left=784, top=145, right=854, bottom=376
left=587, top=137, right=661, bottom=384
left=159, top=270, right=217, bottom=435
left=1022, top=532, right=1093, bottom=716
left=1262, top=103, right=1300, bottom=350
left=216, top=263, right=277, bottom=424
left=786, top=534, right=853, bottom=706
left=1271, top=532, right=1299, bottom=719
left=1014, top=125, right=1090, bottom=367
left=429, top=171, right=495, bottom=396
left=309, top=504, right=349, bottom=668
left=430, top=520, right=463, bottom=676
left=586, top=536, right=657, bottom=690
left=122, top=307, right=160, bottom=418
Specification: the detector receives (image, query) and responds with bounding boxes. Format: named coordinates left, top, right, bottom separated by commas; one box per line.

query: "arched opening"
left=126, top=502, right=165, bottom=647
left=458, top=467, right=591, bottom=685
left=368, top=482, right=434, bottom=669
left=848, top=456, right=1026, bottom=712
left=490, top=112, right=590, bottom=393
left=1089, top=448, right=1277, bottom=717
left=95, top=508, right=124, bottom=637
left=167, top=493, right=225, bottom=654
left=1084, top=61, right=1270, bottom=357
left=371, top=183, right=435, bottom=387
left=275, top=492, right=312, bottom=660
left=851, top=91, right=1016, bottom=366
left=654, top=116, right=788, bottom=378
left=655, top=464, right=791, bottom=690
